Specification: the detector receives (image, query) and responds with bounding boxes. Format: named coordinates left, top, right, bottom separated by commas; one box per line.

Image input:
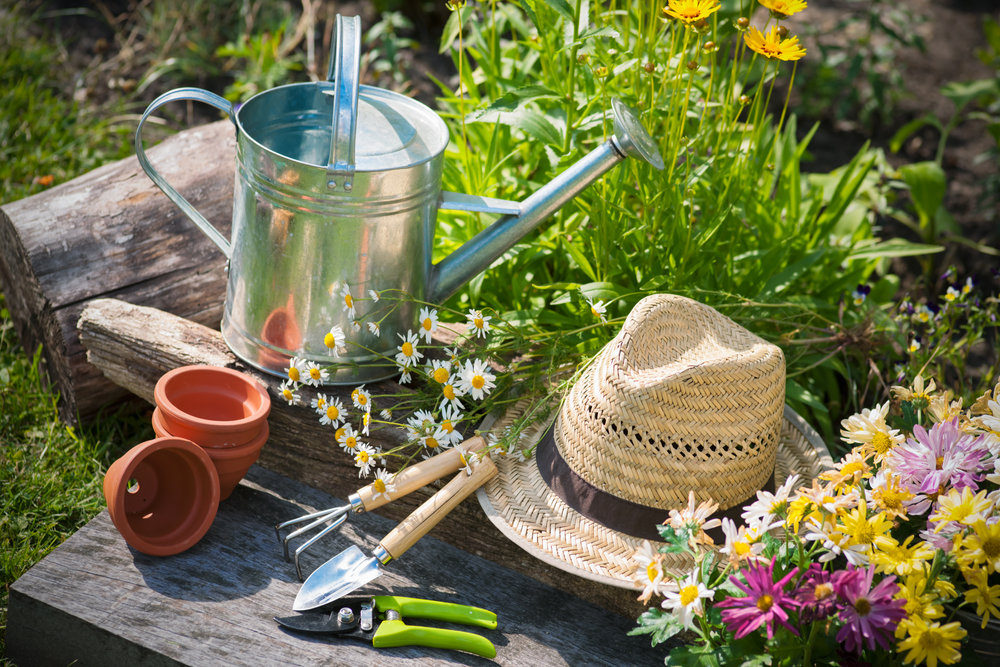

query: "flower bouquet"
left=632, top=376, right=1000, bottom=666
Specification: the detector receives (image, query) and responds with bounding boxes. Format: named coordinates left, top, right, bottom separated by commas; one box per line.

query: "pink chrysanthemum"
left=889, top=418, right=991, bottom=514
left=717, top=559, right=800, bottom=639
left=832, top=565, right=906, bottom=654
left=795, top=564, right=836, bottom=623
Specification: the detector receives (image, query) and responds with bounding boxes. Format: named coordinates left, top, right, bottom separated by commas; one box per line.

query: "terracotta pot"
left=154, top=366, right=270, bottom=448
left=151, top=416, right=270, bottom=501
left=103, top=437, right=220, bottom=556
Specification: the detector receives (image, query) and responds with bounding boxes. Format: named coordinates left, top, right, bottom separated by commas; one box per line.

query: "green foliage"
left=216, top=24, right=304, bottom=103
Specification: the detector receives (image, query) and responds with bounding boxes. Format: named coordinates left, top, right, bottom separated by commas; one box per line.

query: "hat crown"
left=556, top=294, right=785, bottom=511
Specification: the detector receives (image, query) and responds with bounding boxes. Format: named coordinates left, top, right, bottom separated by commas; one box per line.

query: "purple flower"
left=795, top=564, right=836, bottom=623
left=889, top=419, right=991, bottom=514
left=718, top=559, right=800, bottom=640
left=832, top=565, right=906, bottom=654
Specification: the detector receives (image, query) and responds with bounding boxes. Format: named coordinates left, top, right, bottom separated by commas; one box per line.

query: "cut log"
left=77, top=298, right=651, bottom=620
left=0, top=120, right=234, bottom=424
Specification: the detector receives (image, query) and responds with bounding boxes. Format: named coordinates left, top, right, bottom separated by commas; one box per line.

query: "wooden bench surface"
left=7, top=465, right=672, bottom=666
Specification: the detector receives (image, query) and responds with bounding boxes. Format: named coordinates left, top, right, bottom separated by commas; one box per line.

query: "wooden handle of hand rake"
left=356, top=436, right=488, bottom=512
left=378, top=453, right=498, bottom=561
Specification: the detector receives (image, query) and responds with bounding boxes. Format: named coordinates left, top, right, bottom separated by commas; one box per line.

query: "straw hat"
left=476, top=294, right=834, bottom=588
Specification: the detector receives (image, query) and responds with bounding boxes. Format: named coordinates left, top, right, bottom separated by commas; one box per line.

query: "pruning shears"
left=274, top=595, right=498, bottom=659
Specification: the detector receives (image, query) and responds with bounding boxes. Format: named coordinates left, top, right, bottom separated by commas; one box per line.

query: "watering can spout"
left=428, top=98, right=664, bottom=305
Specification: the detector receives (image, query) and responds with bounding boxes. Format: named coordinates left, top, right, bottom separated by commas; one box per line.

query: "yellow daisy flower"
left=871, top=534, right=934, bottom=577
left=958, top=520, right=1000, bottom=574
left=928, top=487, right=993, bottom=531
left=839, top=504, right=894, bottom=565
left=663, top=0, right=721, bottom=24
left=743, top=26, right=806, bottom=61
left=896, top=619, right=965, bottom=667
left=819, top=449, right=871, bottom=489
left=894, top=576, right=945, bottom=639
left=758, top=0, right=807, bottom=19
left=963, top=568, right=1000, bottom=629
left=869, top=473, right=914, bottom=520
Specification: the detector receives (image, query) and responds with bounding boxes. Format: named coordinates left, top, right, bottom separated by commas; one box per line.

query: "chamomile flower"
left=422, top=427, right=448, bottom=452
left=633, top=540, right=667, bottom=603
left=418, top=307, right=439, bottom=344
left=319, top=397, right=345, bottom=427
left=361, top=410, right=371, bottom=436
left=303, top=361, right=328, bottom=386
left=370, top=468, right=395, bottom=501
left=279, top=379, right=300, bottom=406
left=457, top=359, right=496, bottom=401
left=354, top=443, right=376, bottom=477
left=285, top=357, right=305, bottom=383
left=466, top=309, right=492, bottom=339
left=340, top=283, right=356, bottom=318
left=444, top=347, right=459, bottom=364
left=395, top=330, right=423, bottom=368
left=351, top=319, right=362, bottom=333
left=406, top=409, right=436, bottom=439
left=743, top=25, right=806, bottom=61
left=661, top=570, right=714, bottom=630
left=369, top=289, right=380, bottom=302
left=324, top=325, right=346, bottom=358
left=440, top=380, right=466, bottom=411
left=586, top=296, right=607, bottom=323
left=440, top=403, right=464, bottom=445
left=428, top=359, right=452, bottom=385
left=351, top=385, right=371, bottom=411
left=367, top=321, right=380, bottom=337
left=311, top=393, right=329, bottom=414
left=380, top=409, right=392, bottom=420
left=337, top=424, right=360, bottom=453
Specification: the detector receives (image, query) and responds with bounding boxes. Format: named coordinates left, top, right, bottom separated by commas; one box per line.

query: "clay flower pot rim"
left=155, top=365, right=270, bottom=432
left=153, top=409, right=270, bottom=455
left=150, top=407, right=264, bottom=449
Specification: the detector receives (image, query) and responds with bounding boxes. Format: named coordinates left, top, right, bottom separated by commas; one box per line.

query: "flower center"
left=872, top=432, right=892, bottom=455
left=813, top=583, right=833, bottom=601
left=881, top=490, right=904, bottom=510
left=324, top=332, right=336, bottom=348
left=288, top=367, right=300, bottom=382
left=591, top=307, right=600, bottom=317
left=345, top=294, right=353, bottom=308
left=282, top=388, right=294, bottom=400
left=646, top=562, right=659, bottom=583
left=373, top=479, right=386, bottom=493
left=310, top=368, right=322, bottom=380
left=841, top=461, right=863, bottom=477
left=919, top=629, right=944, bottom=651
left=434, top=367, right=450, bottom=383
left=422, top=318, right=433, bottom=332
left=735, top=542, right=751, bottom=556
left=756, top=595, right=774, bottom=612
left=935, top=456, right=944, bottom=470
left=358, top=394, right=367, bottom=405
left=327, top=406, right=339, bottom=420
left=443, top=384, right=456, bottom=400
left=982, top=536, right=1000, bottom=558
left=474, top=317, right=484, bottom=329
left=402, top=342, right=413, bottom=357
left=357, top=450, right=369, bottom=463
left=442, top=420, right=454, bottom=433
left=472, top=375, right=485, bottom=390
left=680, top=585, right=700, bottom=606
left=854, top=598, right=872, bottom=616
left=426, top=437, right=439, bottom=449
left=317, top=398, right=326, bottom=409
left=345, top=437, right=357, bottom=450
left=855, top=522, right=875, bottom=545
left=335, top=427, right=345, bottom=441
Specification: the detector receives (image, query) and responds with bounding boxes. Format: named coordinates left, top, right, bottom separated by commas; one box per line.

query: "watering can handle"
left=134, top=88, right=236, bottom=259
left=326, top=15, right=361, bottom=192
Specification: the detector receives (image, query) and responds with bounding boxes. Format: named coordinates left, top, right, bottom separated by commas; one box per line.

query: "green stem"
left=563, top=0, right=585, bottom=154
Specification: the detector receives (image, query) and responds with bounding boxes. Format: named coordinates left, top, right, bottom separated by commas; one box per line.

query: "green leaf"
left=846, top=239, right=943, bottom=261
left=518, top=0, right=540, bottom=28
left=889, top=113, right=943, bottom=153
left=629, top=607, right=686, bottom=647
left=988, top=122, right=1000, bottom=149
left=562, top=237, right=598, bottom=281
left=560, top=26, right=619, bottom=51
left=475, top=84, right=562, bottom=115
left=0, top=367, right=9, bottom=386
left=941, top=78, right=999, bottom=112
left=900, top=161, right=947, bottom=228
left=786, top=379, right=829, bottom=413
left=439, top=7, right=475, bottom=54
left=470, top=108, right=563, bottom=146
left=612, top=58, right=638, bottom=77
left=539, top=0, right=575, bottom=22
left=869, top=274, right=900, bottom=303
left=757, top=249, right=825, bottom=299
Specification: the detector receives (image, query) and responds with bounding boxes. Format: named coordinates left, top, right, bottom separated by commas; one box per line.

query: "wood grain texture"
left=0, top=120, right=235, bottom=423
left=7, top=465, right=675, bottom=666
left=77, top=298, right=652, bottom=620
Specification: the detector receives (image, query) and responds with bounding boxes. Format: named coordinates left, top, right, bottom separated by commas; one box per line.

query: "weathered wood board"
left=76, top=298, right=652, bottom=620
left=6, top=465, right=674, bottom=666
left=0, top=119, right=234, bottom=423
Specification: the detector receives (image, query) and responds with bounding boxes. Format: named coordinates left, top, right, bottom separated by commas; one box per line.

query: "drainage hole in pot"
left=127, top=478, right=140, bottom=494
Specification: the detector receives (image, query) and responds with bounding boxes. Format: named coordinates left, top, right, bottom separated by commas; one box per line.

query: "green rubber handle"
left=373, top=619, right=497, bottom=659
left=373, top=596, right=497, bottom=629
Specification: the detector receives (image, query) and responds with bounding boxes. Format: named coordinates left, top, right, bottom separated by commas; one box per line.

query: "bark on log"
left=0, top=120, right=234, bottom=424
left=78, top=298, right=650, bottom=620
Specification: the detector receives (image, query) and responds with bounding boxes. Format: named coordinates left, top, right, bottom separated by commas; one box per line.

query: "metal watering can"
left=136, top=15, right=664, bottom=384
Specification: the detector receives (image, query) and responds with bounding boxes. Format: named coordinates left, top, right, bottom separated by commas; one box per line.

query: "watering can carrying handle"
left=326, top=15, right=361, bottom=192
left=134, top=88, right=236, bottom=259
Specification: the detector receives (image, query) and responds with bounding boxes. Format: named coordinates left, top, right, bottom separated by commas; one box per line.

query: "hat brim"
left=476, top=404, right=835, bottom=589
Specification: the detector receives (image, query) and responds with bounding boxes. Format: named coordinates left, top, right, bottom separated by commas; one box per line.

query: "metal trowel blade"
left=293, top=545, right=382, bottom=611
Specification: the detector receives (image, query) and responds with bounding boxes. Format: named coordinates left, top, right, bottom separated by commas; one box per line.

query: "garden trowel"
left=293, top=451, right=498, bottom=611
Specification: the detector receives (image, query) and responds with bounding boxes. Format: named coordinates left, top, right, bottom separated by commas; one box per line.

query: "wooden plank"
left=0, top=120, right=235, bottom=423
left=6, top=465, right=675, bottom=666
left=76, top=299, right=652, bottom=619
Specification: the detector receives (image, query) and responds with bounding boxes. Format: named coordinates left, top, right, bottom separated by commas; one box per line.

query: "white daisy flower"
left=457, top=359, right=496, bottom=401
left=361, top=411, right=371, bottom=436
left=398, top=368, right=412, bottom=384
left=395, top=330, right=423, bottom=368
left=466, top=309, right=492, bottom=339
left=440, top=404, right=464, bottom=445
left=311, top=393, right=329, bottom=414
left=380, top=408, right=392, bottom=420
left=351, top=319, right=362, bottom=333
left=427, top=359, right=452, bottom=385
left=319, top=397, right=345, bottom=427
left=719, top=517, right=766, bottom=568
left=444, top=347, right=459, bottom=364
left=504, top=441, right=527, bottom=462
left=337, top=424, right=360, bottom=453
left=279, top=379, right=300, bottom=406
left=585, top=295, right=607, bottom=323
left=422, top=427, right=448, bottom=452
left=839, top=401, right=905, bottom=461
left=440, top=381, right=465, bottom=411
left=340, top=283, right=356, bottom=318
left=370, top=468, right=395, bottom=501
left=632, top=540, right=666, bottom=603
left=324, top=325, right=346, bottom=358
left=284, top=357, right=306, bottom=383
left=304, top=360, right=328, bottom=386
left=741, top=474, right=800, bottom=526
left=406, top=410, right=436, bottom=439
left=367, top=321, right=381, bottom=337
left=418, top=307, right=439, bottom=344
left=351, top=385, right=371, bottom=411
left=369, top=289, right=380, bottom=302
left=354, top=443, right=376, bottom=477
left=661, top=570, right=714, bottom=630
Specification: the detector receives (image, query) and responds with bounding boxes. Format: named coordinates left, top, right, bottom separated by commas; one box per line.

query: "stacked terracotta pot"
left=104, top=366, right=271, bottom=556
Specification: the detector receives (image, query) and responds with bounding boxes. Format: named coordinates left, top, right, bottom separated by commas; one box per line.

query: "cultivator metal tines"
left=275, top=503, right=354, bottom=581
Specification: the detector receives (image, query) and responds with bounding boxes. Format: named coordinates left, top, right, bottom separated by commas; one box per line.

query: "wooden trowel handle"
left=378, top=453, right=498, bottom=561
left=356, top=436, right=488, bottom=512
